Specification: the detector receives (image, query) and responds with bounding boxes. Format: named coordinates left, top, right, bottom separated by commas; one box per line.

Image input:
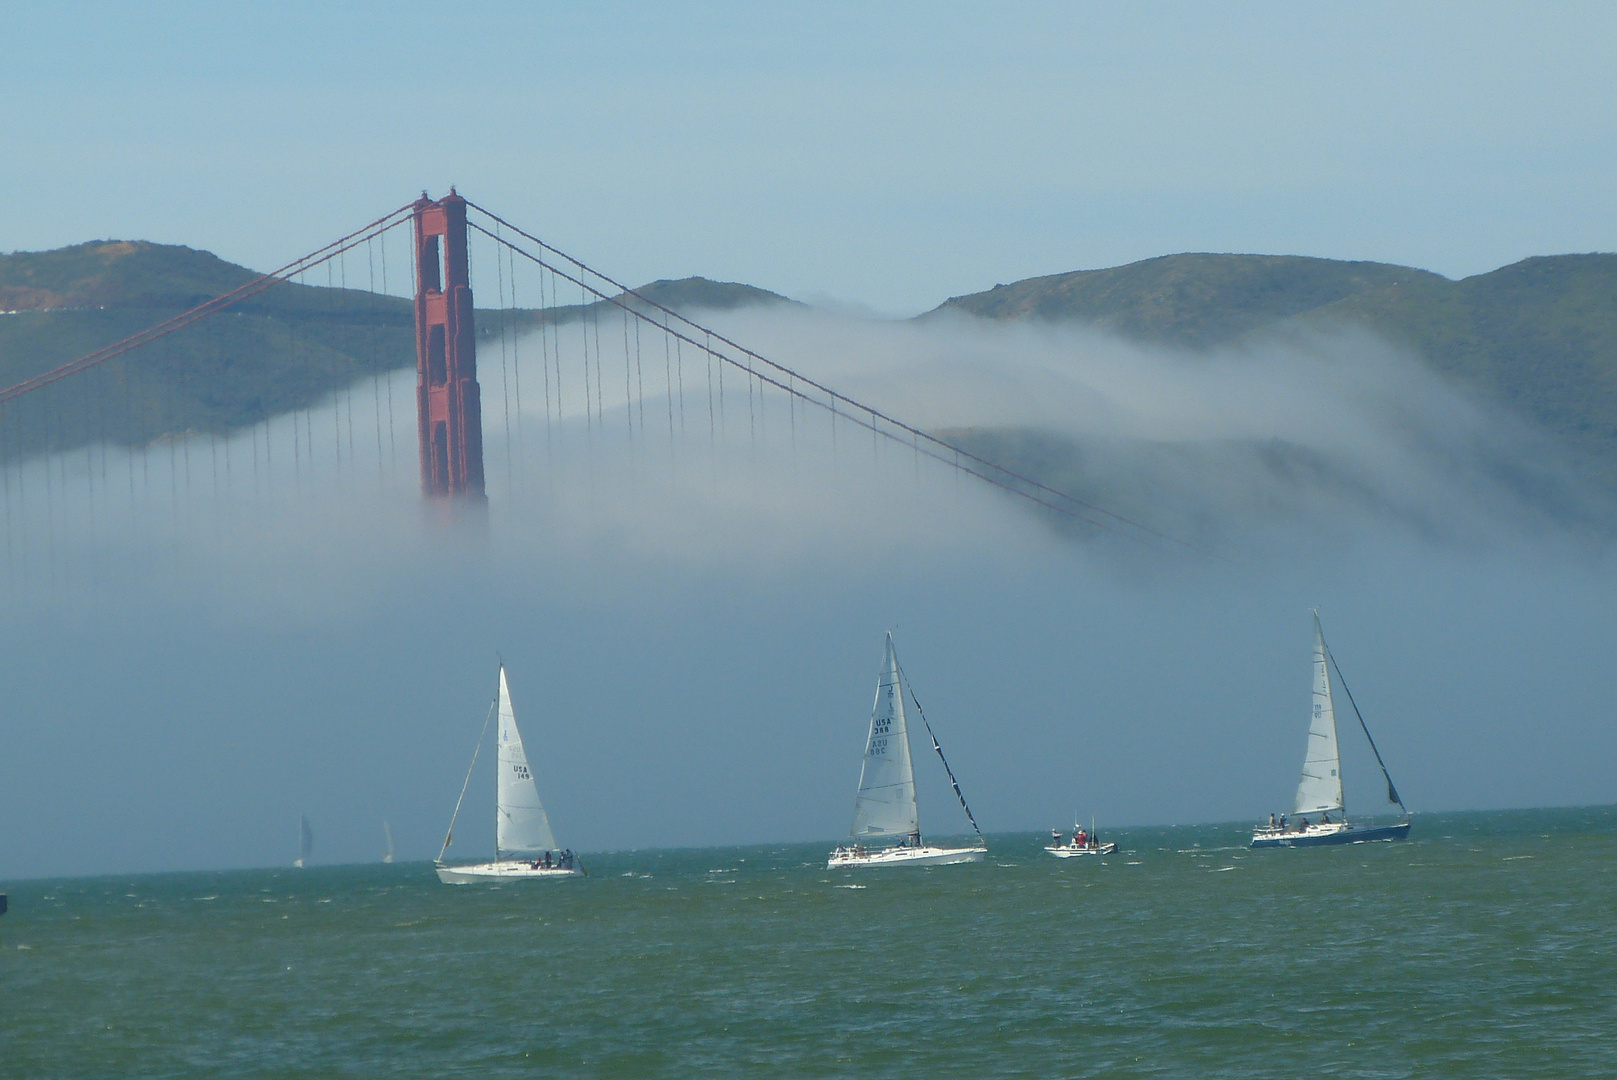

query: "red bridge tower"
left=412, top=190, right=486, bottom=498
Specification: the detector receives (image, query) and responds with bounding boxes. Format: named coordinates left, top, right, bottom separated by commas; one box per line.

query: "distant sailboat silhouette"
left=294, top=815, right=313, bottom=868
left=382, top=820, right=395, bottom=864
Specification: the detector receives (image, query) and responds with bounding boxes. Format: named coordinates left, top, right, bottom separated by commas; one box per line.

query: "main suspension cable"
left=464, top=213, right=1190, bottom=550
left=0, top=203, right=418, bottom=406
left=463, top=202, right=1194, bottom=553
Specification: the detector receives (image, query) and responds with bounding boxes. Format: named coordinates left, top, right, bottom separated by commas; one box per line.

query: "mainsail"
left=849, top=633, right=920, bottom=842
left=495, top=665, right=559, bottom=857
left=298, top=815, right=313, bottom=867
left=1294, top=614, right=1344, bottom=817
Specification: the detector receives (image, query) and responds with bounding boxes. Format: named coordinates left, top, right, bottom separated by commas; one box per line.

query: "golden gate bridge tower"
left=412, top=189, right=485, bottom=497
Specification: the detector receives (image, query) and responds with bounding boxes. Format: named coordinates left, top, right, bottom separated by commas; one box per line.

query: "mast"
left=438, top=696, right=496, bottom=864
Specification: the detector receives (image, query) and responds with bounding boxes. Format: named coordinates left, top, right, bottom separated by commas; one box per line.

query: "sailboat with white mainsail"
left=381, top=820, right=395, bottom=864
left=828, top=633, right=987, bottom=869
left=1252, top=612, right=1411, bottom=848
left=293, top=815, right=312, bottom=868
left=435, top=664, right=584, bottom=882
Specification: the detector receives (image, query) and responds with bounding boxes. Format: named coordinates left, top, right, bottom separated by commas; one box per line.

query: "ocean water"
left=3, top=807, right=1614, bottom=1079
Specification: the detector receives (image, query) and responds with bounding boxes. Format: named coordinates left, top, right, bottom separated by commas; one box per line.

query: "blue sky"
left=4, top=2, right=1614, bottom=313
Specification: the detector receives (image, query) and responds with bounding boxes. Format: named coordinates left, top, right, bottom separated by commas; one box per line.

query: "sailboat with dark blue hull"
left=1253, top=613, right=1411, bottom=849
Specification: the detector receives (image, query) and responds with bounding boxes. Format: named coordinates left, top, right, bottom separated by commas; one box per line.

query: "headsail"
left=849, top=633, right=920, bottom=842
left=1294, top=614, right=1344, bottom=817
left=495, top=665, right=559, bottom=857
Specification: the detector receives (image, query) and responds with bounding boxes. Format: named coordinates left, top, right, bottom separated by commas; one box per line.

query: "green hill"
left=6, top=238, right=1617, bottom=504
left=0, top=242, right=791, bottom=463
left=929, top=251, right=1617, bottom=490
left=927, top=254, right=1445, bottom=349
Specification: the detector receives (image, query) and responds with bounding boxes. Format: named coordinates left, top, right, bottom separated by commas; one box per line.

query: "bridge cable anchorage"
left=463, top=202, right=1200, bottom=554
left=0, top=203, right=417, bottom=406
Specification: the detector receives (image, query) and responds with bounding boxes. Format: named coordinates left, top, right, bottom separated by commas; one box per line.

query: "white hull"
left=435, top=860, right=583, bottom=883
left=827, top=844, right=985, bottom=869
left=1044, top=842, right=1117, bottom=858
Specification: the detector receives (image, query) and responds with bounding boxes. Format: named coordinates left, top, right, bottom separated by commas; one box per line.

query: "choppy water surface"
left=4, top=807, right=1614, bottom=1078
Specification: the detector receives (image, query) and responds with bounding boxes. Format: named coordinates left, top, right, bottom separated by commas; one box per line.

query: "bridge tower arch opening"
left=412, top=190, right=486, bottom=498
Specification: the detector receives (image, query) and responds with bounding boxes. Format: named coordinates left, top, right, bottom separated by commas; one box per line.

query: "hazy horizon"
left=5, top=300, right=1615, bottom=881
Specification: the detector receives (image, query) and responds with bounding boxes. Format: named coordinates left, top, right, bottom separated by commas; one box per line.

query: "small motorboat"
left=1045, top=820, right=1116, bottom=858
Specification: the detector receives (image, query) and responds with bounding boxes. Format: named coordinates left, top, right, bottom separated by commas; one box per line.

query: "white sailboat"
left=435, top=664, right=584, bottom=882
left=1252, top=613, right=1411, bottom=848
left=828, top=633, right=987, bottom=869
left=381, top=820, right=395, bottom=864
left=294, top=815, right=312, bottom=868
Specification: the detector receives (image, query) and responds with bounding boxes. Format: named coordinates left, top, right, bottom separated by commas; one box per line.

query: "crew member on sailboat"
left=1252, top=613, right=1411, bottom=848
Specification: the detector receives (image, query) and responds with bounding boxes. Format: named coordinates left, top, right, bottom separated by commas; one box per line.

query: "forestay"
left=849, top=633, right=920, bottom=842
left=1294, top=614, right=1344, bottom=817
left=495, top=666, right=559, bottom=857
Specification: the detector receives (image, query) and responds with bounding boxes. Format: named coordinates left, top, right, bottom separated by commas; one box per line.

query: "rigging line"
left=591, top=282, right=605, bottom=427
left=326, top=260, right=340, bottom=480
left=621, top=303, right=633, bottom=441
left=468, top=225, right=1142, bottom=540
left=539, top=265, right=553, bottom=453
left=1325, top=642, right=1407, bottom=813
left=469, top=228, right=1133, bottom=541
left=662, top=316, right=675, bottom=452
left=675, top=333, right=686, bottom=435
left=496, top=223, right=513, bottom=490
left=1, top=204, right=416, bottom=406
left=508, top=242, right=523, bottom=462
left=369, top=239, right=384, bottom=482
left=896, top=660, right=986, bottom=843
left=580, top=280, right=593, bottom=444
left=381, top=226, right=396, bottom=477
left=467, top=203, right=1191, bottom=552
left=438, top=697, right=499, bottom=864
left=634, top=314, right=646, bottom=437
left=549, top=269, right=563, bottom=449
